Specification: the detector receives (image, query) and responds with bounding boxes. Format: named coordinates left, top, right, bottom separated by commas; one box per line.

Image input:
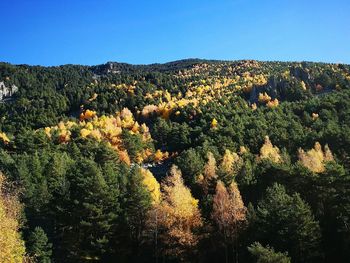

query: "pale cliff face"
left=0, top=81, right=18, bottom=100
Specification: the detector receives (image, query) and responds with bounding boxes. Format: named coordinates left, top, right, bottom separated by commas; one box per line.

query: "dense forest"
left=1, top=59, right=350, bottom=263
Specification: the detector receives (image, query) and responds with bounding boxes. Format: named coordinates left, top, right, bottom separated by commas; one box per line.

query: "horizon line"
left=0, top=57, right=348, bottom=68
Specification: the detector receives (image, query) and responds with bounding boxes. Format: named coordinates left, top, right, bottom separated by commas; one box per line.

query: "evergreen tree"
left=27, top=227, right=52, bottom=263
left=248, top=242, right=290, bottom=263
left=253, top=183, right=323, bottom=263
left=123, top=167, right=152, bottom=259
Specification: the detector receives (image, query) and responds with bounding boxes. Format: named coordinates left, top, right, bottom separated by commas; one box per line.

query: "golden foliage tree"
left=219, top=150, right=243, bottom=185
left=266, top=98, right=279, bottom=108
left=0, top=132, right=10, bottom=144
left=220, top=150, right=236, bottom=174
left=79, top=109, right=96, bottom=121
left=153, top=149, right=169, bottom=163
left=298, top=142, right=334, bottom=173
left=258, top=92, right=271, bottom=103
left=141, top=168, right=160, bottom=205
left=200, top=152, right=218, bottom=194
left=120, top=107, right=134, bottom=128
left=212, top=181, right=247, bottom=235
left=260, top=136, right=281, bottom=163
left=324, top=144, right=334, bottom=161
left=0, top=173, right=26, bottom=262
left=117, top=149, right=131, bottom=166
left=312, top=113, right=319, bottom=120
left=44, top=108, right=153, bottom=165
left=157, top=165, right=202, bottom=260
left=211, top=118, right=218, bottom=129
left=301, top=80, right=307, bottom=90
left=221, top=150, right=242, bottom=175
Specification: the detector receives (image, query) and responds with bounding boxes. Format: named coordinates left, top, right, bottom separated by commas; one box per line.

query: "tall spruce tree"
left=252, top=183, right=323, bottom=263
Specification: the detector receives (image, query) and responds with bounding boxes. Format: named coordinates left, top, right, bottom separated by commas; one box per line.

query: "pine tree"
left=123, top=167, right=153, bottom=259
left=254, top=183, right=323, bottom=263
left=27, top=227, right=52, bottom=263
left=63, top=158, right=122, bottom=261
left=176, top=148, right=204, bottom=187
left=248, top=242, right=291, bottom=263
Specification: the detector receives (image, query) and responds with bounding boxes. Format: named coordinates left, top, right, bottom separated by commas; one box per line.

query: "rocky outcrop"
left=0, top=81, right=18, bottom=100
left=249, top=77, right=284, bottom=103
left=289, top=66, right=312, bottom=82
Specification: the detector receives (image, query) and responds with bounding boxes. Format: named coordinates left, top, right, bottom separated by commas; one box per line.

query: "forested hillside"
left=1, top=59, right=350, bottom=263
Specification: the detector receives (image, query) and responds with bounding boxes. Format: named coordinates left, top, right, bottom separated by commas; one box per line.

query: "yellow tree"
left=221, top=150, right=236, bottom=174
left=0, top=132, right=10, bottom=144
left=141, top=168, right=160, bottom=205
left=258, top=92, right=271, bottom=103
left=120, top=107, right=134, bottom=128
left=141, top=104, right=158, bottom=118
left=219, top=150, right=243, bottom=185
left=260, top=136, right=281, bottom=163
left=200, top=152, right=218, bottom=195
left=0, top=173, right=26, bottom=262
left=157, top=165, right=202, bottom=261
left=301, top=81, right=307, bottom=90
left=298, top=142, right=334, bottom=173
left=143, top=170, right=161, bottom=261
left=211, top=118, right=218, bottom=129
left=266, top=98, right=279, bottom=108
left=212, top=181, right=247, bottom=263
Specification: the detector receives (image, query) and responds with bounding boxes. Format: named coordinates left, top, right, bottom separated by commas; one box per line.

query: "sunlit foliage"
left=0, top=132, right=10, bottom=144
left=298, top=142, right=334, bottom=173
left=260, top=136, right=281, bottom=163
left=157, top=165, right=203, bottom=260
left=141, top=168, right=160, bottom=205
left=0, top=173, right=26, bottom=263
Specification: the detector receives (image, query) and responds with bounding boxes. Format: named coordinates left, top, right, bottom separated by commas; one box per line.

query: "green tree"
left=122, top=167, right=152, bottom=259
left=27, top=227, right=52, bottom=263
left=253, top=183, right=323, bottom=263
left=64, top=158, right=122, bottom=261
left=248, top=242, right=290, bottom=263
left=176, top=148, right=204, bottom=187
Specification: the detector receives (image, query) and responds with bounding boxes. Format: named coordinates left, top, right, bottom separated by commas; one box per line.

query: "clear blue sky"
left=0, top=0, right=349, bottom=66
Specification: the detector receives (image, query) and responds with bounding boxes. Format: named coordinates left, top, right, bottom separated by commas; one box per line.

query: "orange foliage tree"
left=266, top=98, right=279, bottom=108
left=79, top=109, right=96, bottom=121
left=258, top=92, right=271, bottom=103
left=212, top=181, right=247, bottom=263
